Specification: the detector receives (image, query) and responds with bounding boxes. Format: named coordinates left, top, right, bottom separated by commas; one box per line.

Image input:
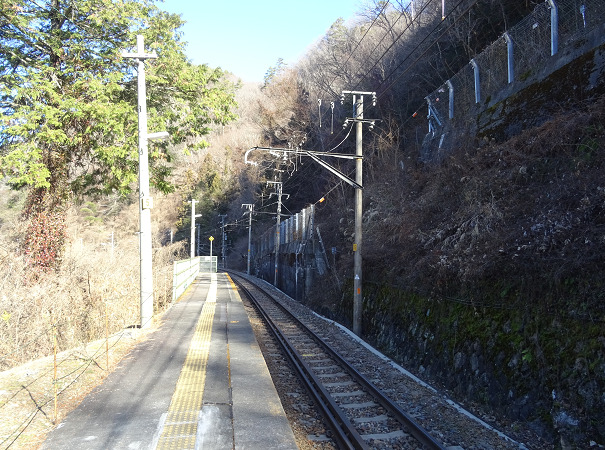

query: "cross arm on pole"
left=245, top=146, right=360, bottom=163
left=341, top=90, right=377, bottom=107
left=121, top=35, right=158, bottom=61
left=122, top=51, right=158, bottom=60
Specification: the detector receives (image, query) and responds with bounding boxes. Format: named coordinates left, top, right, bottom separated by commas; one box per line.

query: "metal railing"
left=172, top=257, right=200, bottom=301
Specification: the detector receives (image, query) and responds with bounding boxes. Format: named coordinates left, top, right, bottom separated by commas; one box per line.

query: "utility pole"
left=122, top=35, right=169, bottom=328
left=190, top=199, right=201, bottom=259
left=242, top=204, right=254, bottom=275
left=267, top=181, right=289, bottom=287
left=219, top=214, right=227, bottom=269
left=342, top=90, right=376, bottom=336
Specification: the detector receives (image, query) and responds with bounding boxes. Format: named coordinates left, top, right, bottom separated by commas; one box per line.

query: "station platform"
left=43, top=272, right=298, bottom=450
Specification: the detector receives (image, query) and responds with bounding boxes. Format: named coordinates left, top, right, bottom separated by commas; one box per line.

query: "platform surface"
left=43, top=272, right=298, bottom=450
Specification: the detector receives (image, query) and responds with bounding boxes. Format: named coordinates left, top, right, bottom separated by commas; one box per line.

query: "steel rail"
left=231, top=272, right=445, bottom=450
left=232, top=275, right=368, bottom=449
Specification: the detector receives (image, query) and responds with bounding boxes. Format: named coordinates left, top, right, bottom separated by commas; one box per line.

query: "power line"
left=318, top=0, right=480, bottom=156
left=321, top=0, right=465, bottom=106
left=350, top=0, right=434, bottom=92
left=312, top=1, right=404, bottom=149
left=259, top=0, right=485, bottom=214
left=317, top=0, right=436, bottom=152
left=327, top=0, right=393, bottom=90
left=376, top=0, right=479, bottom=99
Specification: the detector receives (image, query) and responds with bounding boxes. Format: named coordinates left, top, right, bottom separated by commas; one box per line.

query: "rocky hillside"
left=302, top=42, right=605, bottom=449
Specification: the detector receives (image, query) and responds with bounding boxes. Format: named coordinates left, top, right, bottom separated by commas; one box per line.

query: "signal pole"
left=267, top=181, right=289, bottom=287
left=242, top=204, right=254, bottom=275
left=122, top=35, right=169, bottom=328
left=342, top=90, right=376, bottom=336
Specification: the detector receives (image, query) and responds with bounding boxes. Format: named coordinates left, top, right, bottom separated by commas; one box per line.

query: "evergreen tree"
left=0, top=0, right=238, bottom=268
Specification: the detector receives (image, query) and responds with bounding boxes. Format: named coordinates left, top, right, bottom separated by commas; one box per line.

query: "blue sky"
left=160, top=0, right=365, bottom=83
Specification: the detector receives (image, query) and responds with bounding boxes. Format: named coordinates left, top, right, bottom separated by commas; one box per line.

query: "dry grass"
left=0, top=322, right=161, bottom=449
left=0, top=78, right=269, bottom=450
left=0, top=194, right=186, bottom=368
left=0, top=187, right=189, bottom=449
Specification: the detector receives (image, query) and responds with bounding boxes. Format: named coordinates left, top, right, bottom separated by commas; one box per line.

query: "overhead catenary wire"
left=313, top=167, right=357, bottom=206
left=312, top=0, right=397, bottom=143
left=272, top=0, right=488, bottom=217
left=217, top=0, right=493, bottom=278
left=220, top=0, right=470, bottom=268
left=322, top=0, right=465, bottom=105
left=275, top=121, right=356, bottom=200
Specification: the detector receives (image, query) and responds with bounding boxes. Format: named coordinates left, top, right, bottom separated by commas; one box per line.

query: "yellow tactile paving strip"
left=225, top=274, right=240, bottom=301
left=156, top=275, right=217, bottom=449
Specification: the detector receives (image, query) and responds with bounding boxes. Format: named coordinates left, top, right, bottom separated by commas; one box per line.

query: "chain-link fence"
left=425, top=0, right=605, bottom=135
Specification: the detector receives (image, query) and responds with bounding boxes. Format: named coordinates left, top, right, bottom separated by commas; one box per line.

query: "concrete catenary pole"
left=122, top=35, right=168, bottom=328
left=242, top=204, right=254, bottom=275
left=267, top=181, right=287, bottom=287
left=342, top=90, right=376, bottom=337
left=219, top=214, right=227, bottom=269
left=353, top=95, right=363, bottom=336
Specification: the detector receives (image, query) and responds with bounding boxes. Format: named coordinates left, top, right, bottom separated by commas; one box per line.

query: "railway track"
left=230, top=272, right=445, bottom=450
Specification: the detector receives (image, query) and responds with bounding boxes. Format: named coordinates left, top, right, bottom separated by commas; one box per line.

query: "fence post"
left=53, top=323, right=58, bottom=424
left=547, top=0, right=559, bottom=56
left=105, top=300, right=109, bottom=371
left=446, top=80, right=454, bottom=119
left=504, top=32, right=514, bottom=83
left=470, top=59, right=481, bottom=103
left=172, top=260, right=177, bottom=302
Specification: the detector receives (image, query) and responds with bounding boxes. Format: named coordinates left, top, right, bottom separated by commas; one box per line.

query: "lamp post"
left=122, top=35, right=169, bottom=328
left=190, top=199, right=202, bottom=258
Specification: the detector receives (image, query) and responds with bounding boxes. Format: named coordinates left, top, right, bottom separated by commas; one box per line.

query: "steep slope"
left=307, top=47, right=605, bottom=450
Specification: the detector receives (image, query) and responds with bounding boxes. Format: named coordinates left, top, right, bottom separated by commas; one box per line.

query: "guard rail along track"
left=229, top=272, right=445, bottom=450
